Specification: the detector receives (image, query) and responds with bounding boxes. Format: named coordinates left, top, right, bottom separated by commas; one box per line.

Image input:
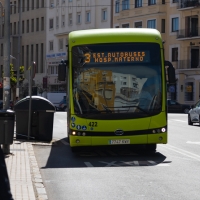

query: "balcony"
left=177, top=60, right=200, bottom=69
left=177, top=27, right=199, bottom=39
left=177, top=0, right=200, bottom=9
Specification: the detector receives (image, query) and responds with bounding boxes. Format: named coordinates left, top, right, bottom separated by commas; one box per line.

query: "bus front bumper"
left=69, top=133, right=167, bottom=147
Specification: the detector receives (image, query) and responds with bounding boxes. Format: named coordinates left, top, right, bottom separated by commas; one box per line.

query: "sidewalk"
left=4, top=139, right=48, bottom=200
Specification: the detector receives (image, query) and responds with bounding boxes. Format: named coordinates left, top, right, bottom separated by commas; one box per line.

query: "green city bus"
left=58, top=28, right=175, bottom=152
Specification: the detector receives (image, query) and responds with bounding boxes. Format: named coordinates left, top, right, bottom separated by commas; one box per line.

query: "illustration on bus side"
left=72, top=43, right=162, bottom=115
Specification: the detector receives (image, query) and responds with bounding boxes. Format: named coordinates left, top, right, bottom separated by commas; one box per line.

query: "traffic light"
left=58, top=59, right=68, bottom=81
left=165, top=61, right=176, bottom=84
left=0, top=82, right=2, bottom=88
left=43, top=77, right=47, bottom=89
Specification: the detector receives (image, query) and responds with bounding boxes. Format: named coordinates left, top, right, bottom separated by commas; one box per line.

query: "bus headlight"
left=161, top=128, right=166, bottom=132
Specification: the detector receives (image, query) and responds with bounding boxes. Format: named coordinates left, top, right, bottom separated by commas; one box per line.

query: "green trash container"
left=0, top=109, right=15, bottom=144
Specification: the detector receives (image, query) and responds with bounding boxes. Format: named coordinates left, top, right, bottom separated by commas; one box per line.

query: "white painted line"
left=186, top=141, right=200, bottom=145
left=84, top=162, right=94, bottom=167
left=60, top=140, right=69, bottom=145
left=133, top=161, right=139, bottom=166
left=161, top=144, right=200, bottom=161
left=148, top=160, right=169, bottom=167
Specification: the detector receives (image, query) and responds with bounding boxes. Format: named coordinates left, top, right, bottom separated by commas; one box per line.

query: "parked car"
left=188, top=100, right=200, bottom=125
left=167, top=99, right=191, bottom=114
left=56, top=96, right=67, bottom=111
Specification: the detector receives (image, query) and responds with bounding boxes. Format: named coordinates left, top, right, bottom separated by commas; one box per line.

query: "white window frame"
left=102, top=9, right=107, bottom=21
left=69, top=13, right=72, bottom=25
left=86, top=11, right=91, bottom=23
left=49, top=18, right=53, bottom=29
left=59, top=38, right=64, bottom=51
left=115, top=0, right=120, bottom=13
left=49, top=41, right=54, bottom=51
left=56, top=16, right=59, bottom=28
left=77, top=12, right=81, bottom=24
left=62, top=15, right=65, bottom=27
left=170, top=14, right=180, bottom=35
left=147, top=19, right=156, bottom=29
left=172, top=17, right=179, bottom=32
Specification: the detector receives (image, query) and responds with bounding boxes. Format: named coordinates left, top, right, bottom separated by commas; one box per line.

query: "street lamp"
left=10, top=55, right=16, bottom=60
left=10, top=1, right=22, bottom=97
left=16, top=0, right=22, bottom=98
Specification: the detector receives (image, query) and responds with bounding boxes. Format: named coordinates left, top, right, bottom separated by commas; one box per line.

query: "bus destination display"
left=84, top=51, right=150, bottom=63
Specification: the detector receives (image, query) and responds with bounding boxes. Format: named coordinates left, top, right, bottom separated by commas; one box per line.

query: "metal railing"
left=177, top=27, right=200, bottom=39
left=176, top=60, right=200, bottom=69
left=177, top=0, right=200, bottom=9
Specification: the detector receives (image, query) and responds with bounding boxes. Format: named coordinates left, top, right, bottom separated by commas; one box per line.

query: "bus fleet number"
left=89, top=122, right=98, bottom=127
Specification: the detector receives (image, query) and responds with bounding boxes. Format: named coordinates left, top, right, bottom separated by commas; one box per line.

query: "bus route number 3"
left=89, top=122, right=98, bottom=127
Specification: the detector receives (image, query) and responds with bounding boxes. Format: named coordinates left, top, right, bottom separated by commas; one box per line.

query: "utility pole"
left=3, top=0, right=11, bottom=154
left=16, top=0, right=22, bottom=97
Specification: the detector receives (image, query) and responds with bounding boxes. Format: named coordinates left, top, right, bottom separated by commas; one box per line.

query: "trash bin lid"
left=0, top=109, right=15, bottom=116
left=14, top=96, right=56, bottom=111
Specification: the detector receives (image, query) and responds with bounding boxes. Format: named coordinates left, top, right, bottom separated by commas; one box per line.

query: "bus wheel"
left=145, top=144, right=157, bottom=153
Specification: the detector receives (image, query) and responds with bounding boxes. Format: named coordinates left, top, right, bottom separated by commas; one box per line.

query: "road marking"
left=186, top=141, right=200, bottom=145
left=99, top=161, right=119, bottom=167
left=148, top=160, right=170, bottom=167
left=84, top=162, right=94, bottom=167
left=161, top=144, right=200, bottom=161
left=84, top=160, right=170, bottom=167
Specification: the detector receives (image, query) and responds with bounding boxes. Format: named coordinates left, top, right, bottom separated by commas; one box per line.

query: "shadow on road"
left=33, top=137, right=170, bottom=169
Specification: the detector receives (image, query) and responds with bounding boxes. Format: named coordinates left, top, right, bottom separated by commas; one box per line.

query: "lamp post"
left=3, top=0, right=11, bottom=154
left=16, top=0, right=22, bottom=97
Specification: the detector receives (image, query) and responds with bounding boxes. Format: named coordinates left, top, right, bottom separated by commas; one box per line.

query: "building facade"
left=112, top=0, right=200, bottom=104
left=46, top=0, right=112, bottom=93
left=0, top=0, right=47, bottom=98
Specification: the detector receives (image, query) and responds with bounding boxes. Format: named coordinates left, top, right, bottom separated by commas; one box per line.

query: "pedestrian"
left=14, top=96, right=19, bottom=105
left=0, top=145, right=14, bottom=200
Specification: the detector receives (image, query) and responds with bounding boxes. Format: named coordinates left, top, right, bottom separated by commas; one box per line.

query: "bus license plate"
left=109, top=139, right=130, bottom=145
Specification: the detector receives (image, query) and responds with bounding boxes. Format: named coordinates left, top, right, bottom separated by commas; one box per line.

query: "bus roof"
left=69, top=28, right=162, bottom=46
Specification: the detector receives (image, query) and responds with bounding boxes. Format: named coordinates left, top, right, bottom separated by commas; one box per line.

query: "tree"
left=1, top=64, right=25, bottom=100
left=10, top=64, right=25, bottom=100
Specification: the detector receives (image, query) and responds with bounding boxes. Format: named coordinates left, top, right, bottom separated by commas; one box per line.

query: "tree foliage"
left=10, top=64, right=25, bottom=89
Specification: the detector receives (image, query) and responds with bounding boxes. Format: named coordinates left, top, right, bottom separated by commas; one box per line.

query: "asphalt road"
left=33, top=113, right=200, bottom=200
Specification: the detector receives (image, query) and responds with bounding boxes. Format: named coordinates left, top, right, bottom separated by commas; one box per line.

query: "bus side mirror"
left=58, top=60, right=68, bottom=81
left=165, top=60, right=176, bottom=84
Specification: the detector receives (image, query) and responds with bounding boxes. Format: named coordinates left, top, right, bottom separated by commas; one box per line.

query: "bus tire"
left=145, top=144, right=157, bottom=153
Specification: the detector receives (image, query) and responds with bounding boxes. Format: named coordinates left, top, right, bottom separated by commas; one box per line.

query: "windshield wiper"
left=102, top=104, right=112, bottom=113
left=121, top=105, right=148, bottom=114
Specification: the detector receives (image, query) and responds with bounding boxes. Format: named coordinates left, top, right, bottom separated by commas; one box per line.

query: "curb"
left=27, top=142, right=48, bottom=200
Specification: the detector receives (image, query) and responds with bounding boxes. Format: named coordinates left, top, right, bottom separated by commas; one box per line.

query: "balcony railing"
left=177, top=27, right=200, bottom=39
left=177, top=60, right=200, bottom=69
left=177, top=0, right=200, bottom=9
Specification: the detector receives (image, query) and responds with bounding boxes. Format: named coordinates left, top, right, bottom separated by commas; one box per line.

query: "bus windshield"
left=72, top=43, right=162, bottom=119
